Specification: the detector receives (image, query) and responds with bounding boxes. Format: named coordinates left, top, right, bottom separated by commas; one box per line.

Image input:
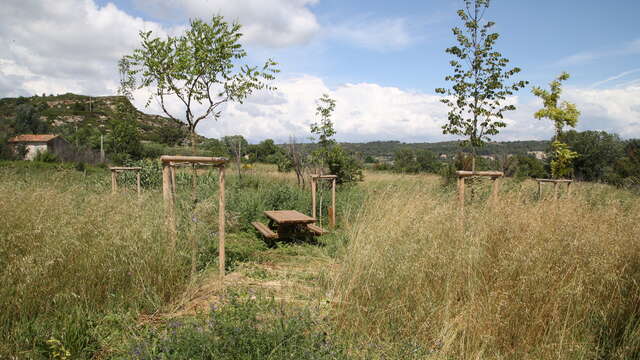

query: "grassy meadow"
left=1, top=161, right=639, bottom=359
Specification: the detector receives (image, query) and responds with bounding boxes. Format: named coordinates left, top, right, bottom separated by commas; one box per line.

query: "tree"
left=532, top=72, right=580, bottom=178
left=394, top=149, right=420, bottom=173
left=119, top=15, right=279, bottom=149
left=108, top=103, right=142, bottom=163
left=435, top=0, right=527, bottom=170
left=15, top=104, right=49, bottom=134
left=561, top=130, right=623, bottom=182
left=416, top=149, right=440, bottom=173
left=310, top=94, right=337, bottom=168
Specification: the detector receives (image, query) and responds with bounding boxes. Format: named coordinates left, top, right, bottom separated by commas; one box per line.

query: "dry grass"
left=333, top=178, right=640, bottom=359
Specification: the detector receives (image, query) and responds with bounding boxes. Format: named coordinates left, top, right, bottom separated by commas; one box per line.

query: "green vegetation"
left=436, top=0, right=528, bottom=169
left=1, top=161, right=640, bottom=358
left=533, top=72, right=581, bottom=178
left=118, top=15, right=279, bottom=148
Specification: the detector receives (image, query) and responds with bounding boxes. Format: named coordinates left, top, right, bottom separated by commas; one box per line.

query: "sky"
left=1, top=0, right=639, bottom=143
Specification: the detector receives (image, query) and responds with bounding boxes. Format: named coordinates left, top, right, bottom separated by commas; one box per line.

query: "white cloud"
left=328, top=16, right=415, bottom=52
left=133, top=0, right=320, bottom=47
left=0, top=0, right=168, bottom=96
left=554, top=38, right=640, bottom=67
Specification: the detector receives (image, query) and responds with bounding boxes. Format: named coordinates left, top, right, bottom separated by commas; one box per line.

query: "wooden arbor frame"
left=536, top=178, right=573, bottom=199
left=311, top=174, right=337, bottom=229
left=161, top=155, right=228, bottom=281
left=456, top=171, right=504, bottom=209
left=109, top=166, right=142, bottom=196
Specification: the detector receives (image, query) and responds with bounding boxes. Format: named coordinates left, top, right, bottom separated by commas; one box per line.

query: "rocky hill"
left=0, top=93, right=190, bottom=145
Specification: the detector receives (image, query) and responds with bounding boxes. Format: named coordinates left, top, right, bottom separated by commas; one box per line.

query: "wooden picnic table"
left=252, top=210, right=326, bottom=241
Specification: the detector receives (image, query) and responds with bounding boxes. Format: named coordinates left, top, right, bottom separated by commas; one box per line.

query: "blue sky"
left=2, top=0, right=640, bottom=142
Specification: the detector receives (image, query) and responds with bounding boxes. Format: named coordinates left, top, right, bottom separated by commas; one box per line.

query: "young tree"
left=436, top=0, right=528, bottom=170
left=310, top=94, right=337, bottom=168
left=532, top=72, right=580, bottom=178
left=119, top=15, right=279, bottom=149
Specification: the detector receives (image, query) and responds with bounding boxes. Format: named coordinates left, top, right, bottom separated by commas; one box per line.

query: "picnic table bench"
left=252, top=210, right=327, bottom=240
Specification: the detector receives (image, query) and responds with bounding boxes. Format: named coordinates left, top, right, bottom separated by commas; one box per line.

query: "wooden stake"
left=171, top=166, right=177, bottom=194
left=191, top=163, right=197, bottom=204
left=553, top=182, right=559, bottom=199
left=136, top=171, right=141, bottom=198
left=491, top=177, right=500, bottom=202
left=567, top=181, right=572, bottom=196
left=458, top=176, right=465, bottom=210
left=311, top=178, right=317, bottom=219
left=162, top=164, right=177, bottom=249
left=538, top=180, right=542, bottom=200
left=218, top=166, right=226, bottom=283
left=111, top=170, right=117, bottom=194
left=330, top=178, right=336, bottom=228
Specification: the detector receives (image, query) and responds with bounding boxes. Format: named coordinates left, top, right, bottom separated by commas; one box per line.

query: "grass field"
left=1, top=161, right=639, bottom=359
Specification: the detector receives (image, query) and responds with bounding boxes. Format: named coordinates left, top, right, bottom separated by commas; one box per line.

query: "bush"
left=33, top=150, right=59, bottom=162
left=326, top=145, right=363, bottom=184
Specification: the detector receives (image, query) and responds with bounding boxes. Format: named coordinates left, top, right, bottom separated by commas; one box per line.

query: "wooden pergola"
left=109, top=166, right=142, bottom=196
left=311, top=174, right=337, bottom=229
left=456, top=170, right=504, bottom=209
left=161, top=155, right=228, bottom=282
left=536, top=178, right=573, bottom=199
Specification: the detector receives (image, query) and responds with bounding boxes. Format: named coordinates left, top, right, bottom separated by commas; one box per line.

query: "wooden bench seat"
left=306, top=223, right=327, bottom=235
left=251, top=221, right=278, bottom=239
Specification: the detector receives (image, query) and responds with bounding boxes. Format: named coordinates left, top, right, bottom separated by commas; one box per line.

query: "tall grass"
left=334, top=178, right=640, bottom=359
left=0, top=167, right=189, bottom=357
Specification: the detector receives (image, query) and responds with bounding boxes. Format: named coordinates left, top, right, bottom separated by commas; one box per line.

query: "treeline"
left=383, top=130, right=640, bottom=188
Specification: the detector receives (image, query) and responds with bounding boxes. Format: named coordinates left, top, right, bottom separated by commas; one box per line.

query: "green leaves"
left=118, top=15, right=279, bottom=139
left=437, top=0, right=527, bottom=153
left=533, top=72, right=581, bottom=178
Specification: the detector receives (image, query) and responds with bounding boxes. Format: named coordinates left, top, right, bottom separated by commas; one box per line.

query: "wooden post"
left=553, top=182, right=559, bottom=199
left=311, top=178, right=317, bottom=219
left=191, top=163, right=197, bottom=204
left=458, top=176, right=465, bottom=210
left=330, top=178, right=336, bottom=228
left=136, top=171, right=141, bottom=197
left=491, top=177, right=500, bottom=202
left=162, top=164, right=177, bottom=248
left=171, top=166, right=177, bottom=194
left=537, top=180, right=542, bottom=200
left=567, top=181, right=572, bottom=196
left=218, top=166, right=226, bottom=283
left=111, top=170, right=117, bottom=194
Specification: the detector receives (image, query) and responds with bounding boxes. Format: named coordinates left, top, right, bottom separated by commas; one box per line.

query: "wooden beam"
left=311, top=174, right=337, bottom=179
left=161, top=155, right=227, bottom=165
left=109, top=166, right=142, bottom=170
left=218, top=166, right=226, bottom=283
left=456, top=170, right=504, bottom=178
left=535, top=178, right=573, bottom=183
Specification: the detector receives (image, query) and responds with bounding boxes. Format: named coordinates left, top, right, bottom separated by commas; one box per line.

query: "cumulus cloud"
left=133, top=0, right=320, bottom=47
left=0, top=0, right=168, bottom=96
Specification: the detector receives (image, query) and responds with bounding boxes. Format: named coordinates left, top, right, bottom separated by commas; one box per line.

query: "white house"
left=8, top=134, right=70, bottom=160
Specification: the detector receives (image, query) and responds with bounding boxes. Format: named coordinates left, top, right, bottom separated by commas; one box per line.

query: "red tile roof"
left=8, top=134, right=59, bottom=143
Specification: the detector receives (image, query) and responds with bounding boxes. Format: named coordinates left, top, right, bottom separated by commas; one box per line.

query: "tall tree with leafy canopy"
left=532, top=72, right=580, bottom=178
left=436, top=0, right=528, bottom=170
left=118, top=15, right=279, bottom=149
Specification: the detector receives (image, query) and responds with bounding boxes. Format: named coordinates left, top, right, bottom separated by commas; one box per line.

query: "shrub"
left=33, top=150, right=59, bottom=162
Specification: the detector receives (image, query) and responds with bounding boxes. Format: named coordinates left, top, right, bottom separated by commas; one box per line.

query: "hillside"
left=0, top=93, right=189, bottom=144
